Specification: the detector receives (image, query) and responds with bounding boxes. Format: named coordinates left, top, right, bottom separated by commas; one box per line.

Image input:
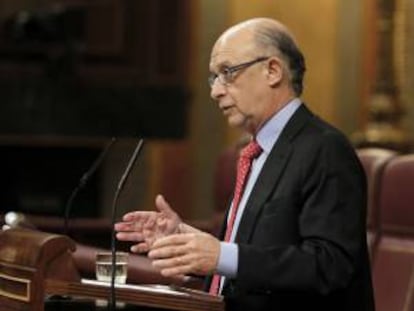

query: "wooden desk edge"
left=45, top=279, right=224, bottom=311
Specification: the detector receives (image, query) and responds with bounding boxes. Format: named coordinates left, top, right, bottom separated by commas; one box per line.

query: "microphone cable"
left=63, top=137, right=117, bottom=236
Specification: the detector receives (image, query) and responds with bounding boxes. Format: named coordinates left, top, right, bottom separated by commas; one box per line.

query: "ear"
left=265, top=57, right=284, bottom=87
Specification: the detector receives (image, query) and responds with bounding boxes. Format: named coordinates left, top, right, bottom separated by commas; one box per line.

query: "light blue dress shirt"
left=216, top=98, right=302, bottom=291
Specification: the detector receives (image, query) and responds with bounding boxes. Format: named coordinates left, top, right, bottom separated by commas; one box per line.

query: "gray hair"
left=254, top=25, right=306, bottom=96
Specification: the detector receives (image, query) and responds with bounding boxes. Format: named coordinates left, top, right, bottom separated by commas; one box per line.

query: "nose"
left=210, top=79, right=227, bottom=101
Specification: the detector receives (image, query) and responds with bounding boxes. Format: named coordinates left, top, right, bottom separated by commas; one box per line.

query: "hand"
left=148, top=232, right=221, bottom=278
left=115, top=194, right=182, bottom=253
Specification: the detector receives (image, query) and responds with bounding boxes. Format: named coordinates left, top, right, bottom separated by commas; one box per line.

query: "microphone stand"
left=109, top=138, right=144, bottom=310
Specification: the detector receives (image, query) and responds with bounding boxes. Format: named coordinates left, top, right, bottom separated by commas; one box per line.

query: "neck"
left=249, top=92, right=297, bottom=135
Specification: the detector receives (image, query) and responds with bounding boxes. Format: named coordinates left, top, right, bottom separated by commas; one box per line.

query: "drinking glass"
left=95, top=251, right=128, bottom=284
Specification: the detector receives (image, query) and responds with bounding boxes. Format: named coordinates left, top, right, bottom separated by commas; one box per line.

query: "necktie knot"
left=240, top=140, right=262, bottom=160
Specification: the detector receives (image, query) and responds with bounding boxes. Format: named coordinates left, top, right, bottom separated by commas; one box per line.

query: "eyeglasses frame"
left=208, top=56, right=270, bottom=87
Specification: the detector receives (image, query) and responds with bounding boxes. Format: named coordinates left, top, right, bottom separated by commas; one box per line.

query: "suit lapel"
left=235, top=105, right=313, bottom=244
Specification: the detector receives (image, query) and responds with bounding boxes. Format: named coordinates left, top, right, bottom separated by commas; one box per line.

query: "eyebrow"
left=210, top=60, right=233, bottom=73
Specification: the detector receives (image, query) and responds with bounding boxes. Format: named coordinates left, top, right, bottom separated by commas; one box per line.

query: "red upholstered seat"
left=372, top=154, right=414, bottom=311
left=356, top=148, right=397, bottom=259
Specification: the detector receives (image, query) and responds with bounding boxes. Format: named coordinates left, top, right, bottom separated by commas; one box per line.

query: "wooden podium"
left=0, top=228, right=224, bottom=311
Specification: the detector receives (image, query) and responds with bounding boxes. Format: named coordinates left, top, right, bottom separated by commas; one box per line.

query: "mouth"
left=219, top=104, right=234, bottom=114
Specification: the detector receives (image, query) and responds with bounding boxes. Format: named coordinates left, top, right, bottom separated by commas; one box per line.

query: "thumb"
left=155, top=194, right=176, bottom=217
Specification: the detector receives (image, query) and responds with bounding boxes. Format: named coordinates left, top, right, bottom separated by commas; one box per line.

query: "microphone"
left=63, top=137, right=117, bottom=236
left=109, top=138, right=145, bottom=310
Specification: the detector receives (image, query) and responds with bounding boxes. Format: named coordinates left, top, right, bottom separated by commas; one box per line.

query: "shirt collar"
left=256, top=98, right=302, bottom=154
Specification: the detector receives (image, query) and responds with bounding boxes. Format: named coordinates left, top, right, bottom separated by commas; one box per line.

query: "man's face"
left=209, top=31, right=270, bottom=133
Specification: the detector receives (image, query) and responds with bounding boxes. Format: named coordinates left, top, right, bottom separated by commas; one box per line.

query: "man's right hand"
left=115, top=194, right=182, bottom=253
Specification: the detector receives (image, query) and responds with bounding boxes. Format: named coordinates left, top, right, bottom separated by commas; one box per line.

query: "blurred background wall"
left=0, top=0, right=412, bottom=222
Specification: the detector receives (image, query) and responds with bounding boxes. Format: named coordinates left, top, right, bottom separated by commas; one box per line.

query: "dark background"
left=0, top=0, right=191, bottom=216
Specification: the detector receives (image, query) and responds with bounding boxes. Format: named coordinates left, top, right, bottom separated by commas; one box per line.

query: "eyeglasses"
left=208, top=56, right=269, bottom=87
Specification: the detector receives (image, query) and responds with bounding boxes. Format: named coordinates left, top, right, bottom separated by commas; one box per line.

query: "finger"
left=122, top=211, right=155, bottom=222
left=150, top=233, right=193, bottom=250
left=151, top=252, right=192, bottom=269
left=114, top=221, right=142, bottom=232
left=131, top=242, right=150, bottom=253
left=148, top=243, right=188, bottom=260
left=116, top=218, right=158, bottom=233
left=115, top=223, right=144, bottom=234
left=116, top=231, right=145, bottom=242
left=159, top=264, right=194, bottom=277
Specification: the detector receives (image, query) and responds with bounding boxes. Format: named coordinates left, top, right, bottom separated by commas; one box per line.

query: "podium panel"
left=0, top=228, right=224, bottom=311
left=0, top=228, right=79, bottom=311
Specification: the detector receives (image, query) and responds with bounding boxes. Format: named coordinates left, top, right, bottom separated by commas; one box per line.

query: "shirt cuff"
left=216, top=242, right=238, bottom=278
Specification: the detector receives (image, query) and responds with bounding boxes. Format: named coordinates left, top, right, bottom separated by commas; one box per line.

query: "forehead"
left=209, top=29, right=257, bottom=70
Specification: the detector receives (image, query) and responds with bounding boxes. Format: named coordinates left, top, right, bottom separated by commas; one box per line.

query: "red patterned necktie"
left=209, top=140, right=263, bottom=295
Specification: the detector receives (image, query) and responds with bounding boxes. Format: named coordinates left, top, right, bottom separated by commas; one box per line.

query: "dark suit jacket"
left=206, top=105, right=375, bottom=311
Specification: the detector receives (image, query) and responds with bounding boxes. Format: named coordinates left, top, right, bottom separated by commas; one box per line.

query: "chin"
left=227, top=119, right=244, bottom=129
left=226, top=114, right=246, bottom=128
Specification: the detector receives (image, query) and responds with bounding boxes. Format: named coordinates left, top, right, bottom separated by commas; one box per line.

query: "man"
left=116, top=18, right=375, bottom=311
